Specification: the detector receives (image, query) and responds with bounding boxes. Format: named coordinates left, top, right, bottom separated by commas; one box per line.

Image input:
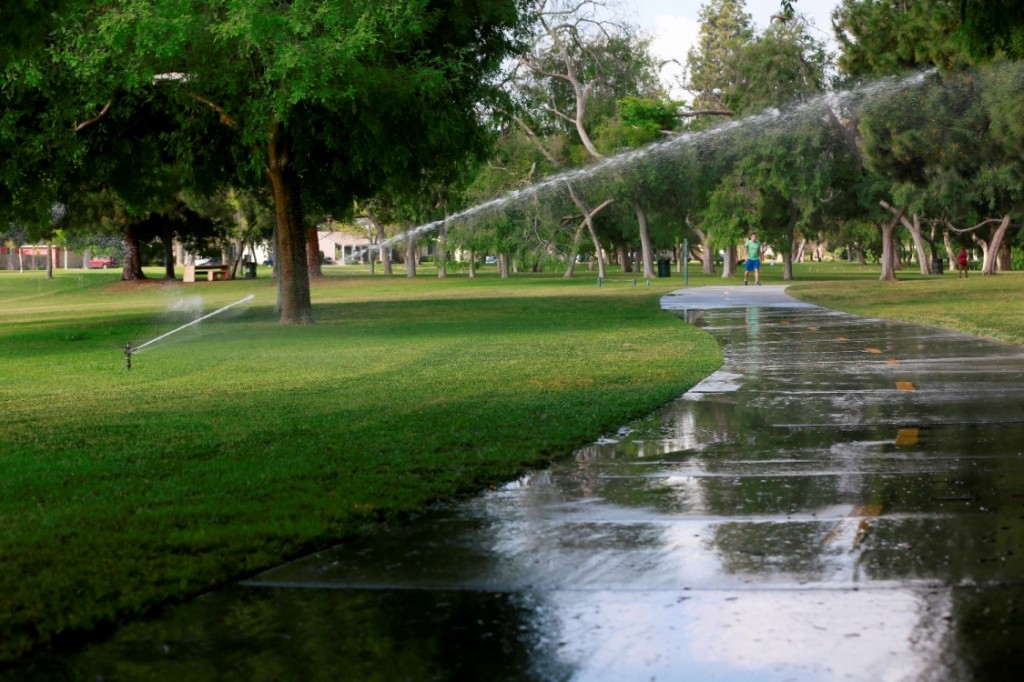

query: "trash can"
left=245, top=262, right=257, bottom=279
left=657, top=258, right=671, bottom=278
left=932, top=258, right=944, bottom=275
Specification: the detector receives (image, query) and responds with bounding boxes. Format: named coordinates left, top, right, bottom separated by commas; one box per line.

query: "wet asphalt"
left=13, top=285, right=1024, bottom=681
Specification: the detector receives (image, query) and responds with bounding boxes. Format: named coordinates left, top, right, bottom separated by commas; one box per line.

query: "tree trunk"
left=437, top=216, right=448, bottom=279
left=565, top=185, right=610, bottom=280
left=405, top=229, right=417, bottom=278
left=879, top=218, right=900, bottom=282
left=794, top=238, right=807, bottom=263
left=120, top=225, right=146, bottom=281
left=266, top=125, right=314, bottom=324
left=45, top=242, right=53, bottom=279
left=161, top=222, right=176, bottom=280
left=693, top=228, right=715, bottom=275
left=722, top=245, right=736, bottom=279
left=899, top=213, right=932, bottom=275
left=980, top=215, right=1012, bottom=275
left=468, top=249, right=476, bottom=278
left=617, top=245, right=630, bottom=273
left=943, top=231, right=956, bottom=266
left=783, top=199, right=800, bottom=281
left=306, top=227, right=323, bottom=279
left=499, top=253, right=510, bottom=279
left=564, top=221, right=584, bottom=278
left=998, top=241, right=1012, bottom=272
left=633, top=201, right=655, bottom=279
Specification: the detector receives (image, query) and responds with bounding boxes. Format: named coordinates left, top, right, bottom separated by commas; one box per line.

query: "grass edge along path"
left=787, top=272, right=1024, bottom=346
left=0, top=270, right=721, bottom=665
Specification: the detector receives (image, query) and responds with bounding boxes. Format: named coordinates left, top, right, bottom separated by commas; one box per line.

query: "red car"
left=89, top=256, right=118, bottom=269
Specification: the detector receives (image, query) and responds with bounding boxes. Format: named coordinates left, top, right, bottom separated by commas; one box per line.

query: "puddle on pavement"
left=10, top=304, right=1024, bottom=680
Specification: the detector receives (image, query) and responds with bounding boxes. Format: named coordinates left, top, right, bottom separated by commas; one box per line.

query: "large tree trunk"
left=306, top=227, right=322, bottom=279
left=782, top=247, right=794, bottom=280
left=878, top=202, right=906, bottom=282
left=633, top=201, right=655, bottom=279
left=980, top=215, right=1012, bottom=275
left=468, top=249, right=476, bottom=278
left=120, top=224, right=147, bottom=281
left=45, top=242, right=53, bottom=280
left=722, top=245, right=736, bottom=279
left=499, top=253, right=510, bottom=279
left=266, top=126, right=314, bottom=324
left=692, top=227, right=715, bottom=275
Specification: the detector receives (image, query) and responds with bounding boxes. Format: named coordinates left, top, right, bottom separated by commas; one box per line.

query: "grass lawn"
left=0, top=264, right=721, bottom=663
left=2, top=258, right=1020, bottom=665
left=788, top=268, right=1024, bottom=345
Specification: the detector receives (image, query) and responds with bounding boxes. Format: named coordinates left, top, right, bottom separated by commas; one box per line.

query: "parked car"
left=485, top=255, right=498, bottom=265
left=89, top=256, right=118, bottom=269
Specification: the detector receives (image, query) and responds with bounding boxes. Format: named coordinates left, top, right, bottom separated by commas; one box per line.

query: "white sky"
left=625, top=0, right=840, bottom=98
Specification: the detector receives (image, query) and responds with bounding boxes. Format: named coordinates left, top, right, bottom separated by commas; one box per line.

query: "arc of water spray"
left=352, top=69, right=937, bottom=263
left=129, top=294, right=256, bottom=357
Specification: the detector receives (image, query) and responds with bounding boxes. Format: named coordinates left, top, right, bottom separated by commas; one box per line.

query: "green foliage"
left=686, top=0, right=755, bottom=112
left=833, top=0, right=970, bottom=76
left=958, top=0, right=1024, bottom=61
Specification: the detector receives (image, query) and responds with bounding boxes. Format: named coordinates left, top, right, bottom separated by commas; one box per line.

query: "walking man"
left=744, top=232, right=764, bottom=286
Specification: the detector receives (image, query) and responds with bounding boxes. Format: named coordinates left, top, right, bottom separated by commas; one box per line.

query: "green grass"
left=0, top=266, right=721, bottom=664
left=788, top=270, right=1024, bottom=345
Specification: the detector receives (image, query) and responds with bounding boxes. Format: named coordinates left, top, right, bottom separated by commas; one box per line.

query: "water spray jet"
left=123, top=294, right=256, bottom=369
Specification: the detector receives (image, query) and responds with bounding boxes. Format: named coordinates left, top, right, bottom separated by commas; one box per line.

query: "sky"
left=624, top=0, right=840, bottom=98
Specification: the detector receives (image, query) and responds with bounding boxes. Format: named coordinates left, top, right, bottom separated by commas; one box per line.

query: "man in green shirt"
left=744, top=232, right=763, bottom=286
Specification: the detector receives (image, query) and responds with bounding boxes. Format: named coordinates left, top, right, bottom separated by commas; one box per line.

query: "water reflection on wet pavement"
left=15, top=286, right=1024, bottom=681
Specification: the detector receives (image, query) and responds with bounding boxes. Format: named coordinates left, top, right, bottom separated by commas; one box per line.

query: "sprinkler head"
left=124, top=342, right=134, bottom=371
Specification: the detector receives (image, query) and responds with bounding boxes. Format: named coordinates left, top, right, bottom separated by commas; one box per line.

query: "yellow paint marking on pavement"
left=865, top=348, right=882, bottom=354
left=821, top=504, right=883, bottom=548
left=895, top=428, right=919, bottom=446
left=885, top=359, right=901, bottom=366
left=896, top=381, right=916, bottom=391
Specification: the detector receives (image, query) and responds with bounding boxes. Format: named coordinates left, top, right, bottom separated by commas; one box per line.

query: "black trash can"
left=657, top=258, right=671, bottom=278
left=245, top=262, right=257, bottom=279
left=932, top=257, right=944, bottom=275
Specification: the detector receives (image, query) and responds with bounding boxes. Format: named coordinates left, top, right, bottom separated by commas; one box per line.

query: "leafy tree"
left=958, top=0, right=1024, bottom=60
left=832, top=0, right=970, bottom=75
left=685, top=0, right=755, bottom=118
left=57, top=0, right=529, bottom=323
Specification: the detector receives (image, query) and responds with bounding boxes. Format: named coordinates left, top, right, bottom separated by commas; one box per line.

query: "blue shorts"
left=745, top=259, right=760, bottom=272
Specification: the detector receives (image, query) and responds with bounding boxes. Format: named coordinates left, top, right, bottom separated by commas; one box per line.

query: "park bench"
left=183, top=264, right=231, bottom=283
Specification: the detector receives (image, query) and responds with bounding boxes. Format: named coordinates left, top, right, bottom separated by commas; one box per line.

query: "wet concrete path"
left=15, top=286, right=1024, bottom=680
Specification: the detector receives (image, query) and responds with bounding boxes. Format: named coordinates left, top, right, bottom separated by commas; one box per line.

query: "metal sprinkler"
left=124, top=342, right=135, bottom=371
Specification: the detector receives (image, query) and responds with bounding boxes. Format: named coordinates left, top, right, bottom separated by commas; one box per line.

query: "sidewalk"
left=14, top=286, right=1024, bottom=681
